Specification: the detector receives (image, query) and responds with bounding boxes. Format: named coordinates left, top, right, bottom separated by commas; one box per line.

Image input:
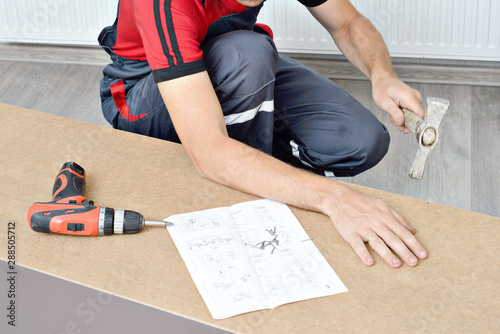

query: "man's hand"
left=372, top=73, right=424, bottom=134
left=327, top=186, right=428, bottom=267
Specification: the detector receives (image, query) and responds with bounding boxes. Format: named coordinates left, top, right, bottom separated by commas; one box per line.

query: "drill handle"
left=52, top=162, right=87, bottom=203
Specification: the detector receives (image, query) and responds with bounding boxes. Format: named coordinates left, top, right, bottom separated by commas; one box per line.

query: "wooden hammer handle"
left=402, top=108, right=423, bottom=134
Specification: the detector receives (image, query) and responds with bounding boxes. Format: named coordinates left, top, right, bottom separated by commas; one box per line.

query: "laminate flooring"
left=1, top=44, right=498, bottom=217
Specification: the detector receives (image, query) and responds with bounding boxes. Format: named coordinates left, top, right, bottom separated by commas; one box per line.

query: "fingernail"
left=420, top=250, right=427, bottom=258
left=392, top=258, right=401, bottom=265
left=410, top=257, right=417, bottom=265
left=366, top=257, right=374, bottom=265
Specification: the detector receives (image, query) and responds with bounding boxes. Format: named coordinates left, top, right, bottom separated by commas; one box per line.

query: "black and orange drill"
left=28, top=162, right=167, bottom=236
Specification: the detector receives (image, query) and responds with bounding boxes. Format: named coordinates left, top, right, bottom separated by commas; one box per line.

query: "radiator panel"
left=258, top=0, right=500, bottom=61
left=0, top=0, right=498, bottom=61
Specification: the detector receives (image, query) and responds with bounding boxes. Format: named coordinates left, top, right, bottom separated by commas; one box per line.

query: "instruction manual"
left=165, top=199, right=347, bottom=319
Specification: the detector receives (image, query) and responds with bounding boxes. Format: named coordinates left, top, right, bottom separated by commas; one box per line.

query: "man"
left=99, top=0, right=428, bottom=268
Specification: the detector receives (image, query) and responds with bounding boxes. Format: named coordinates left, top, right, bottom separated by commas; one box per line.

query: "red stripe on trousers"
left=110, top=81, right=147, bottom=121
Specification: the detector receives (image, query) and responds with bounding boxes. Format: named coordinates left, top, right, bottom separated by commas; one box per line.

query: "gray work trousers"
left=100, top=30, right=390, bottom=177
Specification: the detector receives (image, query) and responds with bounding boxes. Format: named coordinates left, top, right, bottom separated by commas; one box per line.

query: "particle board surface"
left=0, top=103, right=499, bottom=333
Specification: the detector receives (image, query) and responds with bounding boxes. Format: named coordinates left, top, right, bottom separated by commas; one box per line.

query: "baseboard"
left=291, top=56, right=500, bottom=87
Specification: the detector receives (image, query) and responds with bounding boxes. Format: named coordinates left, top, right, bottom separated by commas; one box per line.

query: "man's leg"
left=201, top=30, right=279, bottom=154
left=100, top=30, right=279, bottom=153
left=100, top=73, right=180, bottom=142
left=273, top=55, right=390, bottom=177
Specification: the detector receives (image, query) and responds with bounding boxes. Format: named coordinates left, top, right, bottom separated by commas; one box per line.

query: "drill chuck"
left=113, top=210, right=145, bottom=234
left=97, top=207, right=148, bottom=235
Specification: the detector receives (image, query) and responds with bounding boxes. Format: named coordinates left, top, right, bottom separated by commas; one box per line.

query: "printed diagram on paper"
left=166, top=199, right=347, bottom=319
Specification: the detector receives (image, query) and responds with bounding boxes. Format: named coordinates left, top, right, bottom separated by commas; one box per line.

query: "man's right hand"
left=325, top=187, right=428, bottom=267
left=371, top=73, right=424, bottom=134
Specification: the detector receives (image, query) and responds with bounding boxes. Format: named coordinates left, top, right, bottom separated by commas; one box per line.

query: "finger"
left=388, top=209, right=428, bottom=260
left=367, top=235, right=402, bottom=268
left=412, top=88, right=423, bottom=104
left=390, top=223, right=428, bottom=261
left=400, top=92, right=425, bottom=120
left=348, top=234, right=375, bottom=266
left=376, top=229, right=420, bottom=267
left=385, top=100, right=406, bottom=128
left=385, top=102, right=411, bottom=133
left=390, top=208, right=416, bottom=234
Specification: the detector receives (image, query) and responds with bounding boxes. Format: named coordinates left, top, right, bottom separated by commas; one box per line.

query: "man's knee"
left=349, top=122, right=390, bottom=175
left=202, top=30, right=278, bottom=96
left=327, top=122, right=390, bottom=176
left=293, top=114, right=390, bottom=177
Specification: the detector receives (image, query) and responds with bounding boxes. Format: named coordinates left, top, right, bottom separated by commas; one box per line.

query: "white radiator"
left=0, top=0, right=498, bottom=61
left=258, top=0, right=500, bottom=61
left=0, top=0, right=117, bottom=45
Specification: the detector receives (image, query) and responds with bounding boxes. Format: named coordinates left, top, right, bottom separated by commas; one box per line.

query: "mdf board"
left=0, top=103, right=499, bottom=333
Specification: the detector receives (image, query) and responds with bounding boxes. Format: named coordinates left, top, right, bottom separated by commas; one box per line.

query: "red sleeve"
left=134, top=0, right=208, bottom=82
left=297, top=0, right=327, bottom=7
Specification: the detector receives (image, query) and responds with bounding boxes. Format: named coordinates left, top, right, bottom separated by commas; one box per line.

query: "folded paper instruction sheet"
left=165, top=199, right=347, bottom=319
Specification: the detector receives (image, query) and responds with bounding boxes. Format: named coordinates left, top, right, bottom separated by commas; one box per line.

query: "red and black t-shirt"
left=112, top=0, right=327, bottom=83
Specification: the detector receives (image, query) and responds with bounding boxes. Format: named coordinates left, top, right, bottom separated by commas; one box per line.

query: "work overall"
left=99, top=4, right=390, bottom=177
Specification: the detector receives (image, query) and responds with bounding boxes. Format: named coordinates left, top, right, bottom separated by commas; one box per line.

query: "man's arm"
left=158, top=71, right=427, bottom=268
left=308, top=0, right=424, bottom=133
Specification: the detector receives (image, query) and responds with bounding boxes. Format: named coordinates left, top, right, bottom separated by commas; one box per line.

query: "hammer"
left=402, top=97, right=450, bottom=179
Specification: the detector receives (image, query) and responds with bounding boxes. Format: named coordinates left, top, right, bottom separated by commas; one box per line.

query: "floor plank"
left=0, top=60, right=108, bottom=126
left=471, top=86, right=500, bottom=217
left=330, top=80, right=475, bottom=213
left=420, top=83, right=472, bottom=210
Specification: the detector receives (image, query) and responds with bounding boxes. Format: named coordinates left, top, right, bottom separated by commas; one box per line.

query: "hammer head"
left=405, top=97, right=450, bottom=179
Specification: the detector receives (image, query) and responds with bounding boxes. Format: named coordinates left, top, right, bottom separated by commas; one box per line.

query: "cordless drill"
left=27, top=162, right=167, bottom=236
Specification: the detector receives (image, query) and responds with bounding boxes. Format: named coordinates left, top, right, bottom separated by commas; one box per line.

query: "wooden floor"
left=1, top=43, right=499, bottom=218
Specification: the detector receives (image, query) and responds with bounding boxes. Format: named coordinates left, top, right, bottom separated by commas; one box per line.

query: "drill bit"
left=145, top=220, right=173, bottom=227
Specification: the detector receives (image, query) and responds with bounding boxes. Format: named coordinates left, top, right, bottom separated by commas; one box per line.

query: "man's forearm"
left=332, top=14, right=396, bottom=82
left=197, top=133, right=344, bottom=218
left=158, top=72, right=346, bottom=217
left=308, top=1, right=397, bottom=83
left=308, top=0, right=425, bottom=127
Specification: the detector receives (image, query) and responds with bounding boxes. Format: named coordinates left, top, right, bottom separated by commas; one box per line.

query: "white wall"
left=0, top=0, right=117, bottom=45
left=259, top=0, right=500, bottom=61
left=1, top=0, right=499, bottom=61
